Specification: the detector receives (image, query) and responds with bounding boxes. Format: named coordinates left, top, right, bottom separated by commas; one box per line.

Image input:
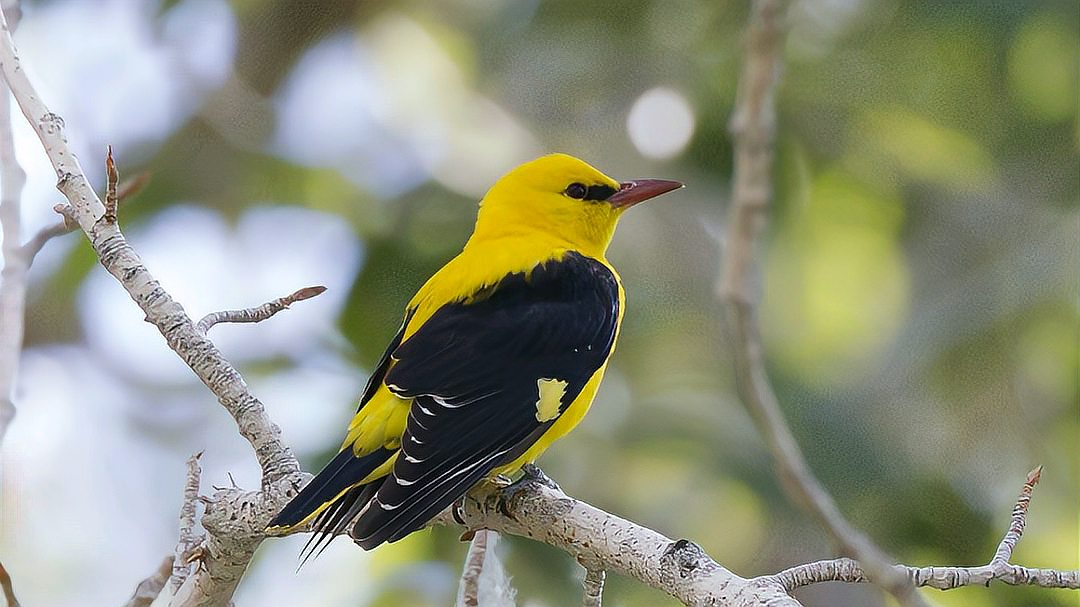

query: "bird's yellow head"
left=469, top=153, right=682, bottom=258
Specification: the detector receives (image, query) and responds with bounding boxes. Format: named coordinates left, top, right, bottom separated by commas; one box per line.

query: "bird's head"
left=470, top=153, right=683, bottom=257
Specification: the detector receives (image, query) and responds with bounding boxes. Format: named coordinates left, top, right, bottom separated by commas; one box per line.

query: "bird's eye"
left=565, top=183, right=587, bottom=199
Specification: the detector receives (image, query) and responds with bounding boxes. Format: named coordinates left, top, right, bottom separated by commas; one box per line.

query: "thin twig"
left=171, top=452, right=205, bottom=592
left=992, top=465, right=1040, bottom=565
left=718, top=1, right=926, bottom=606
left=124, top=556, right=175, bottom=607
left=582, top=567, right=605, bottom=607
left=773, top=468, right=1079, bottom=591
left=196, top=285, right=327, bottom=334
left=458, top=529, right=490, bottom=607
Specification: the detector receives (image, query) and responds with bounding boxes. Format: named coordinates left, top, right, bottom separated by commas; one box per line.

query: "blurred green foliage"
left=20, top=0, right=1078, bottom=605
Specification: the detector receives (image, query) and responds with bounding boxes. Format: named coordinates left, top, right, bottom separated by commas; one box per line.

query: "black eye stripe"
left=584, top=185, right=616, bottom=201
left=564, top=183, right=617, bottom=201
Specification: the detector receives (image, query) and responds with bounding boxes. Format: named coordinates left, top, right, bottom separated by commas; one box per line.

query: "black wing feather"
left=350, top=252, right=620, bottom=548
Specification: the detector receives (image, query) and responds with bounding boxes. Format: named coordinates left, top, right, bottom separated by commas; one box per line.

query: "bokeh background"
left=0, top=1, right=1076, bottom=606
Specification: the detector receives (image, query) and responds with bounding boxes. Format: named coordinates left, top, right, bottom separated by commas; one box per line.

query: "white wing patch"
left=535, top=378, right=569, bottom=422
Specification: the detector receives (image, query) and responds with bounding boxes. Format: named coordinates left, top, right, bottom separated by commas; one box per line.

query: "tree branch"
left=0, top=10, right=304, bottom=606
left=0, top=0, right=25, bottom=445
left=0, top=0, right=298, bottom=472
left=718, top=2, right=926, bottom=605
left=771, top=468, right=1079, bottom=591
left=196, top=285, right=327, bottom=334
left=445, top=473, right=802, bottom=607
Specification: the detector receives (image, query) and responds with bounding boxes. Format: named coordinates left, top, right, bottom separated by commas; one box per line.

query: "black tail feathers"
left=267, top=447, right=393, bottom=536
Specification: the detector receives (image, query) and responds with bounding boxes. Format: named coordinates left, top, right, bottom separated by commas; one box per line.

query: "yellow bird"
left=267, top=153, right=682, bottom=552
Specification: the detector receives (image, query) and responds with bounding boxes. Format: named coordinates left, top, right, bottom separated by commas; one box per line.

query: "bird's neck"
left=468, top=208, right=617, bottom=261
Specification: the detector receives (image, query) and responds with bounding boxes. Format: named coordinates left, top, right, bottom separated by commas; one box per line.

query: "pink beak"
left=607, top=179, right=684, bottom=209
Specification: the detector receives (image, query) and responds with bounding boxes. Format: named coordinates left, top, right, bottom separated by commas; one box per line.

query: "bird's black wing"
left=350, top=251, right=620, bottom=548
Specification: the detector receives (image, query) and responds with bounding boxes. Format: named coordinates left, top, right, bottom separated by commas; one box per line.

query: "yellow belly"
left=490, top=363, right=608, bottom=477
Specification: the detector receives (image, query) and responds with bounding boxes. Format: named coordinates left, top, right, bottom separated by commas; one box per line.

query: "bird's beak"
left=607, top=179, right=684, bottom=209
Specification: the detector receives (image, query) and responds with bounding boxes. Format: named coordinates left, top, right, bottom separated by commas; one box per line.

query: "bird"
left=266, top=153, right=682, bottom=554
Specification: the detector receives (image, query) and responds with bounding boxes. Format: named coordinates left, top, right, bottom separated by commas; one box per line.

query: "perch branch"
left=718, top=1, right=926, bottom=605
left=196, top=285, right=327, bottom=334
left=123, top=556, right=175, bottom=607
left=444, top=474, right=802, bottom=607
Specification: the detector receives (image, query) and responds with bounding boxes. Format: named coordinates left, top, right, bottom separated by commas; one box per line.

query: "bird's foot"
left=519, top=463, right=560, bottom=491
left=494, top=464, right=560, bottom=519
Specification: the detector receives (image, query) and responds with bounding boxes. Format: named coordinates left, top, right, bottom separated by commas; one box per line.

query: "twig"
left=0, top=0, right=24, bottom=445
left=19, top=220, right=68, bottom=264
left=772, top=468, right=1079, bottom=591
left=582, top=567, right=605, bottom=607
left=104, top=145, right=119, bottom=223
left=171, top=452, right=205, bottom=592
left=458, top=529, right=490, bottom=607
left=124, top=556, right=175, bottom=607
left=196, top=286, right=327, bottom=334
left=718, top=1, right=926, bottom=606
left=992, top=465, right=1040, bottom=565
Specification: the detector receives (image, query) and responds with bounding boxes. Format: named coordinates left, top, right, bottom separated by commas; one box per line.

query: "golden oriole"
left=267, top=153, right=682, bottom=552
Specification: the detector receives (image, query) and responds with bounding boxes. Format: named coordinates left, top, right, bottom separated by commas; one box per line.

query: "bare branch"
left=773, top=468, right=1078, bottom=591
left=0, top=11, right=305, bottom=606
left=171, top=452, right=205, bottom=592
left=196, top=285, right=327, bottom=334
left=0, top=561, right=20, bottom=607
left=0, top=0, right=25, bottom=445
left=124, top=556, right=174, bottom=607
left=718, top=2, right=926, bottom=605
left=446, top=475, right=802, bottom=607
left=582, top=567, right=605, bottom=607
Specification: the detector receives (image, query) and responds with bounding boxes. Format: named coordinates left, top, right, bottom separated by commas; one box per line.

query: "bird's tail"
left=266, top=447, right=394, bottom=543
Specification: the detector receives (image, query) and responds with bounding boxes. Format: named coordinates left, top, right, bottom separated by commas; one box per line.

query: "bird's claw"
left=494, top=464, right=560, bottom=519
left=520, top=463, right=560, bottom=491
